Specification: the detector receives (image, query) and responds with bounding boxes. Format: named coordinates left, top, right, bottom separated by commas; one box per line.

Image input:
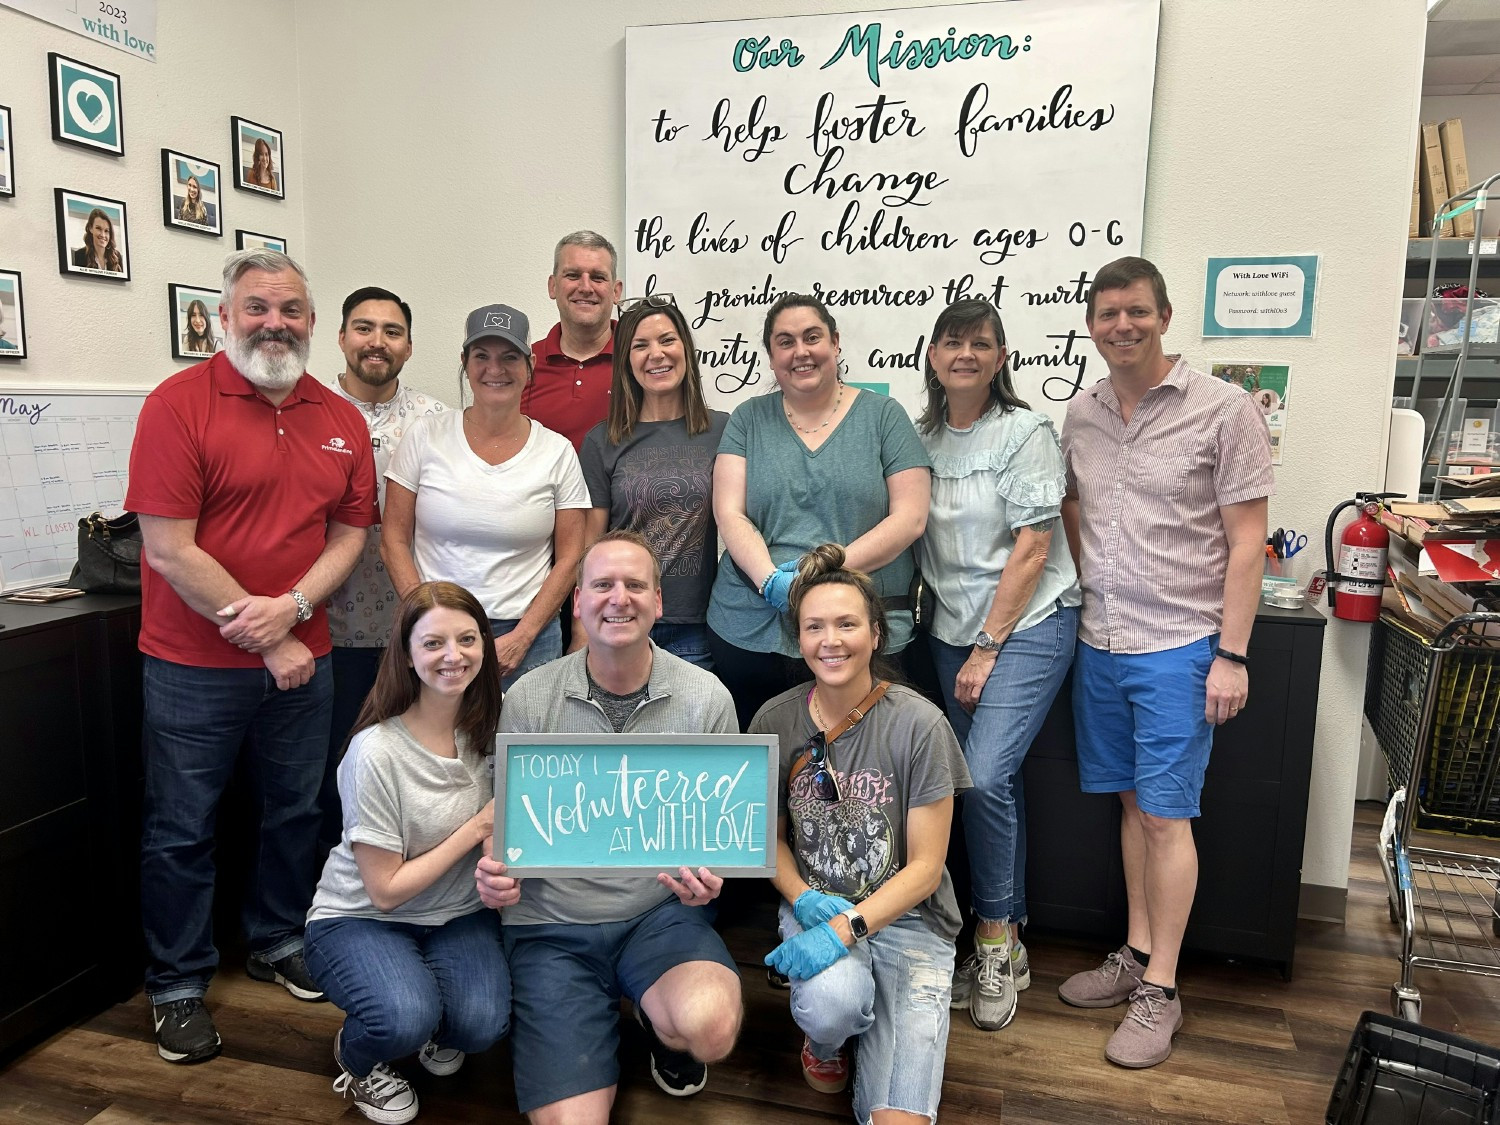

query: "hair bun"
left=797, top=543, right=846, bottom=585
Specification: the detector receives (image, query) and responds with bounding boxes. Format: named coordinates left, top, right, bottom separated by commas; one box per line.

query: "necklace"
left=810, top=676, right=877, bottom=734
left=784, top=384, right=843, bottom=435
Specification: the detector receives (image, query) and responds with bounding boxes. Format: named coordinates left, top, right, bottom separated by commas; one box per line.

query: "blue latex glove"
left=764, top=921, right=849, bottom=981
left=793, top=889, right=855, bottom=931
left=762, top=564, right=798, bottom=612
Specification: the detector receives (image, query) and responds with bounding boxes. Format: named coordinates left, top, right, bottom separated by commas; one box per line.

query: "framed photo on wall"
left=231, top=116, right=284, bottom=198
left=48, top=53, right=124, bottom=157
left=161, top=150, right=222, bottom=237
left=0, top=270, right=26, bottom=359
left=235, top=230, right=287, bottom=254
left=0, top=105, right=14, bottom=197
left=55, top=188, right=130, bottom=281
left=169, top=283, right=222, bottom=361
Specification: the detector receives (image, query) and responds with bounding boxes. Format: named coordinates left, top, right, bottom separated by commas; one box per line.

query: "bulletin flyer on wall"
left=1211, top=362, right=1289, bottom=466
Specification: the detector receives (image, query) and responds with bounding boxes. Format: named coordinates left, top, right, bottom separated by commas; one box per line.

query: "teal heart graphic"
left=76, top=91, right=103, bottom=124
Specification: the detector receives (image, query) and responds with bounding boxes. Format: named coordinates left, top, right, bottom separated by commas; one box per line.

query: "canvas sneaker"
left=152, top=997, right=221, bottom=1064
left=636, top=1007, right=707, bottom=1097
left=800, top=1036, right=849, bottom=1094
left=1105, top=983, right=1183, bottom=1068
left=418, top=1039, right=465, bottom=1076
left=1057, top=945, right=1145, bottom=1008
left=246, top=948, right=325, bottom=1001
left=970, top=942, right=1019, bottom=1032
left=333, top=1029, right=419, bottom=1124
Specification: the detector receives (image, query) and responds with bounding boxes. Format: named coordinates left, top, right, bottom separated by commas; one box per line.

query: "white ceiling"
left=1425, top=0, right=1500, bottom=96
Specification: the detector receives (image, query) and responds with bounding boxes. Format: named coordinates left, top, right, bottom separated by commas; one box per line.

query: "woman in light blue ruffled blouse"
left=917, top=298, right=1081, bottom=1036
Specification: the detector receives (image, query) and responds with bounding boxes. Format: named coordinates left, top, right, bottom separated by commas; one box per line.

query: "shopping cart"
left=1370, top=612, right=1500, bottom=1023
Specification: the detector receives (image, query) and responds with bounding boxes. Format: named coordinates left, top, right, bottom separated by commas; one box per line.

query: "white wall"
left=1420, top=94, right=1500, bottom=237
left=1, top=0, right=1428, bottom=900
left=0, top=2, right=305, bottom=387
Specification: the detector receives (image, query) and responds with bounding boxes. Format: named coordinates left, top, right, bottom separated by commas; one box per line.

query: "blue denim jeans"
left=140, top=653, right=332, bottom=1004
left=305, top=908, right=511, bottom=1079
left=489, top=616, right=562, bottom=691
left=779, top=902, right=954, bottom=1123
left=323, top=646, right=383, bottom=853
left=928, top=604, right=1078, bottom=925
left=650, top=621, right=713, bottom=670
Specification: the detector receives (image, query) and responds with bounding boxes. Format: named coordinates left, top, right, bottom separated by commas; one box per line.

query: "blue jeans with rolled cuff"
left=928, top=604, right=1078, bottom=925
left=140, top=654, right=331, bottom=1004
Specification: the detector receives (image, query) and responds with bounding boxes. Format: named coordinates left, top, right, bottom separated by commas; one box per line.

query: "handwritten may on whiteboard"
left=494, top=734, right=779, bottom=877
left=625, top=0, right=1160, bottom=423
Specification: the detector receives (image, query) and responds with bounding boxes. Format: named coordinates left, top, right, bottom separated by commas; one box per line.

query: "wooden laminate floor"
left=4, top=803, right=1499, bottom=1124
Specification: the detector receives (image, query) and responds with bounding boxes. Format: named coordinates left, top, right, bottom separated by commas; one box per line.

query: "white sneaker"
left=418, top=1039, right=465, bottom=1076
left=970, top=942, right=1018, bottom=1032
left=333, top=1029, right=419, bottom=1124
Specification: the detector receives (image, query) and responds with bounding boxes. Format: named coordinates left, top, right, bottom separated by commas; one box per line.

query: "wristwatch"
left=288, top=588, right=313, bottom=624
left=974, top=630, right=1004, bottom=652
left=839, top=907, right=869, bottom=942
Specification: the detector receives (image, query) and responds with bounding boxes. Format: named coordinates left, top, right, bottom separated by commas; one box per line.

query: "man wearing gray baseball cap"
left=381, top=300, right=590, bottom=690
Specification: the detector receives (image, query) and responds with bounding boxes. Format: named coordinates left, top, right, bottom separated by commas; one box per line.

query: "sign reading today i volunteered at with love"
left=494, top=734, right=780, bottom=877
left=625, top=0, right=1159, bottom=427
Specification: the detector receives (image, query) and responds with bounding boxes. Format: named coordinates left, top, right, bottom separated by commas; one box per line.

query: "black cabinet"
left=0, top=596, right=142, bottom=1058
left=1022, top=605, right=1325, bottom=978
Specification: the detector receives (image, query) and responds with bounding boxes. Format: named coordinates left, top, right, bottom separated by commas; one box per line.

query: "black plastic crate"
left=1367, top=616, right=1500, bottom=836
left=1327, top=1011, right=1500, bottom=1124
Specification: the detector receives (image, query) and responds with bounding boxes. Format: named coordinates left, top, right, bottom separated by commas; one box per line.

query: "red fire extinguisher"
left=1323, top=492, right=1402, bottom=622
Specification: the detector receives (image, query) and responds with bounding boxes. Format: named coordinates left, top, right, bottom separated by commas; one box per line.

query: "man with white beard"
left=126, top=249, right=379, bottom=1065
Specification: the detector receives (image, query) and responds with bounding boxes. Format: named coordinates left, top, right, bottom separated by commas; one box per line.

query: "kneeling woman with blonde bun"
left=304, top=581, right=510, bottom=1124
left=750, top=544, right=971, bottom=1124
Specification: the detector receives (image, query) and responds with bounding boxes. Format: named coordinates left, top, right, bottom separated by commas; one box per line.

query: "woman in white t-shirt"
left=304, top=581, right=509, bottom=1124
left=383, top=303, right=590, bottom=689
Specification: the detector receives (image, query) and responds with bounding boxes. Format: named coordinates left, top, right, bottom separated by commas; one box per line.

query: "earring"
left=926, top=376, right=941, bottom=390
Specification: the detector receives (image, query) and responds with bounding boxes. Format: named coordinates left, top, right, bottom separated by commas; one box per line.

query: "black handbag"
left=908, top=566, right=937, bottom=632
left=68, top=511, right=142, bottom=594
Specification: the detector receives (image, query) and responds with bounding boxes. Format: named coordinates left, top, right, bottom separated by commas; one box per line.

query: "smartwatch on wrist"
left=839, top=907, right=868, bottom=942
left=1213, top=646, right=1248, bottom=666
left=289, top=588, right=313, bottom=624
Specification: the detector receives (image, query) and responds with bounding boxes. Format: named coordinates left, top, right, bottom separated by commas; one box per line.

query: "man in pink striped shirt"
left=1058, top=256, right=1272, bottom=1069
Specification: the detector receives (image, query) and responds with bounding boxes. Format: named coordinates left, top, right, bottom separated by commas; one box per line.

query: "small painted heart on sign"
left=76, top=91, right=103, bottom=123
left=506, top=848, right=522, bottom=862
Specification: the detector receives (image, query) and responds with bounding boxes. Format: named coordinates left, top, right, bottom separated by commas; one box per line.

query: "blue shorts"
left=1072, top=637, right=1215, bottom=819
left=501, top=896, right=738, bottom=1114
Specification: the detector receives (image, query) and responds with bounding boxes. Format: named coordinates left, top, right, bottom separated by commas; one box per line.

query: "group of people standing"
left=125, top=233, right=1271, bottom=1125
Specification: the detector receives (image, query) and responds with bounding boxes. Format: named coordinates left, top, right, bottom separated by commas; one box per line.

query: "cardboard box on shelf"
left=1420, top=121, right=1456, bottom=238
left=1411, top=136, right=1422, bottom=239
left=1438, top=118, right=1476, bottom=240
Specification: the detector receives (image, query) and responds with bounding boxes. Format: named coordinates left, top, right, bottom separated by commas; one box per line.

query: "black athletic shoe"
left=246, top=948, right=326, bottom=1001
left=636, top=1008, right=707, bottom=1097
left=153, top=997, right=221, bottom=1064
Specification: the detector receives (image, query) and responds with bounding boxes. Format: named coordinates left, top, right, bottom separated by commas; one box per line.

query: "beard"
left=350, top=351, right=403, bottom=387
left=225, top=326, right=310, bottom=392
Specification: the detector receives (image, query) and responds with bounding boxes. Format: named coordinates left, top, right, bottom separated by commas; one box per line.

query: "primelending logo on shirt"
left=321, top=435, right=354, bottom=456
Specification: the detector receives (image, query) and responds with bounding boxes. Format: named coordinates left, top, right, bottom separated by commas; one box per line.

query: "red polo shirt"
left=526, top=320, right=616, bottom=451
left=126, top=353, right=379, bottom=668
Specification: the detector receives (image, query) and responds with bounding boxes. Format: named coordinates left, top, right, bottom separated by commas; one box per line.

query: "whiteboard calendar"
left=0, top=387, right=147, bottom=591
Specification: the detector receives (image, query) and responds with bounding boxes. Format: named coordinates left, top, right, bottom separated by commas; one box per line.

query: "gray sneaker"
left=950, top=954, right=975, bottom=1009
left=1104, top=983, right=1183, bottom=1068
left=1057, top=945, right=1145, bottom=1008
left=1012, top=940, right=1031, bottom=991
left=970, top=944, right=1018, bottom=1031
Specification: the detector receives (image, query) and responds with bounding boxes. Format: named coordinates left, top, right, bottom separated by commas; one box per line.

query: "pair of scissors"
left=1274, top=527, right=1307, bottom=558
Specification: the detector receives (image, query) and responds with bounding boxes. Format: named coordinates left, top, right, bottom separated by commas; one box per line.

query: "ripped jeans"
left=778, top=901, right=954, bottom=1124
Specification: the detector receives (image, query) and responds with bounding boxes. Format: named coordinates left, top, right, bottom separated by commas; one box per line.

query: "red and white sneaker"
left=800, top=1035, right=849, bottom=1094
